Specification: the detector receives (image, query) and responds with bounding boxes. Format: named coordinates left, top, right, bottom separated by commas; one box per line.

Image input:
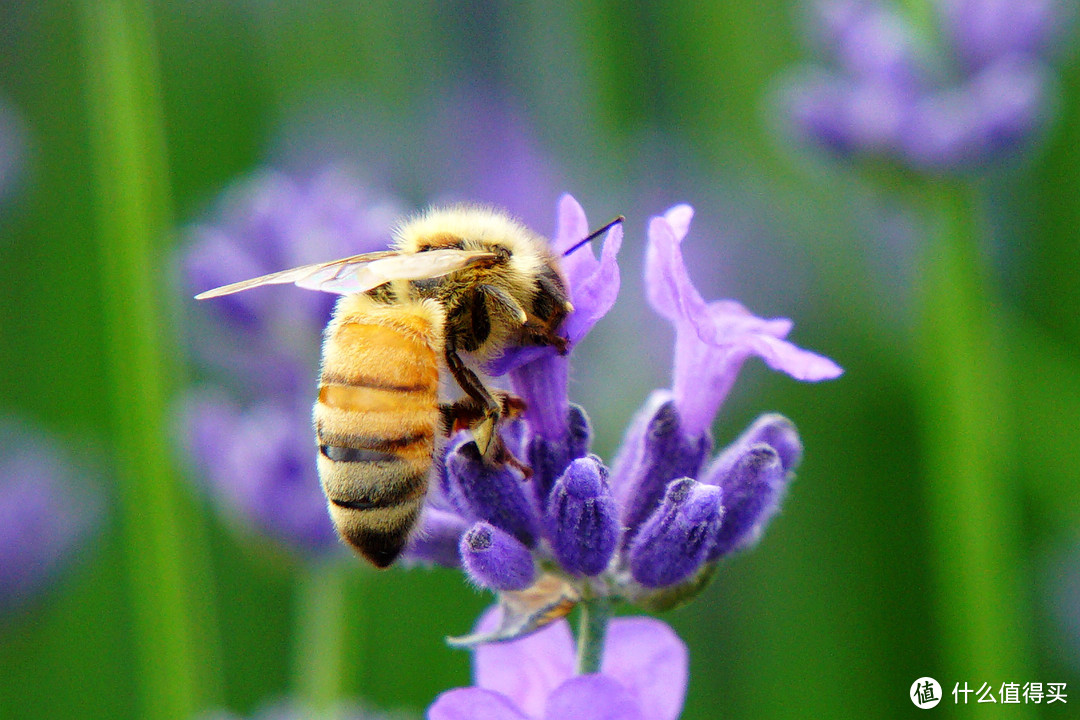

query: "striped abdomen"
left=314, top=295, right=443, bottom=568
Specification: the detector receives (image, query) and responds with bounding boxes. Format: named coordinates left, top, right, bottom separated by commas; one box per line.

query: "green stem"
left=913, top=180, right=1033, bottom=700
left=79, top=2, right=218, bottom=718
left=575, top=597, right=612, bottom=675
left=294, top=561, right=352, bottom=718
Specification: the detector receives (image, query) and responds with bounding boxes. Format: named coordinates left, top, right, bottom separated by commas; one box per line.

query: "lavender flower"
left=0, top=419, right=103, bottom=615
left=429, top=607, right=687, bottom=720
left=783, top=0, right=1065, bottom=169
left=406, top=200, right=841, bottom=628
left=178, top=167, right=403, bottom=556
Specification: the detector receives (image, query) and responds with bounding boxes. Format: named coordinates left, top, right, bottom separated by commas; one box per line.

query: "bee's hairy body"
left=314, top=207, right=572, bottom=567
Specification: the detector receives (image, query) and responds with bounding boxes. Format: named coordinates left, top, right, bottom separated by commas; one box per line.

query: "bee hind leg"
left=440, top=391, right=530, bottom=476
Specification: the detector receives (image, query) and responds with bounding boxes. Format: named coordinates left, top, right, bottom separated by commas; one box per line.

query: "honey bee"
left=197, top=206, right=622, bottom=568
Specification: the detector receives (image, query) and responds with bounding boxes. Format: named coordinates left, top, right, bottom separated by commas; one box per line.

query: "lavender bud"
left=629, top=478, right=723, bottom=588
left=707, top=414, right=803, bottom=481
left=610, top=395, right=711, bottom=547
left=444, top=437, right=539, bottom=546
left=526, top=403, right=592, bottom=509
left=460, top=522, right=536, bottom=591
left=708, top=444, right=787, bottom=560
left=545, top=456, right=619, bottom=576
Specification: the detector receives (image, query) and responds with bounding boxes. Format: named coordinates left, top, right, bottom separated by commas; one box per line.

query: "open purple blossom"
left=488, top=194, right=623, bottom=440
left=406, top=201, right=840, bottom=622
left=783, top=0, right=1065, bottom=170
left=429, top=607, right=687, bottom=720
left=645, top=204, right=843, bottom=437
left=0, top=419, right=104, bottom=615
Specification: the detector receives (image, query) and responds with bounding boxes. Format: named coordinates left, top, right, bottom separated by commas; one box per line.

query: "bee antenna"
left=562, top=216, right=625, bottom=257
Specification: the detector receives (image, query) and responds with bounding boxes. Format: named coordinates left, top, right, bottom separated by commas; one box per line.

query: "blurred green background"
left=2, top=1, right=1079, bottom=718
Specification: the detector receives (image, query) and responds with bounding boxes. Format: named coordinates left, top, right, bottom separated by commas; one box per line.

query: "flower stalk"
left=574, top=596, right=612, bottom=676
left=294, top=561, right=352, bottom=720
left=914, top=178, right=1033, bottom=691
left=79, top=1, right=218, bottom=717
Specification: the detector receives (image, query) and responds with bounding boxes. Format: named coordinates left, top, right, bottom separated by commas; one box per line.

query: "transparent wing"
left=195, top=249, right=496, bottom=299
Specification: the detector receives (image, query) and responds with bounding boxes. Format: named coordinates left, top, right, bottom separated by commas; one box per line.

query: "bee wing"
left=195, top=249, right=496, bottom=299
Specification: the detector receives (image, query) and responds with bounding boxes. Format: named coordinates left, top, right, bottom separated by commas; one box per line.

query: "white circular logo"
left=911, top=677, right=942, bottom=709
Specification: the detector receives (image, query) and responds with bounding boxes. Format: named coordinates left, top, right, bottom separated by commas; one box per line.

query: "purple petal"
left=473, top=606, right=575, bottom=717
left=646, top=207, right=842, bottom=436
left=428, top=688, right=531, bottom=720
left=644, top=214, right=707, bottom=325
left=542, top=676, right=643, bottom=720
left=551, top=194, right=590, bottom=255
left=551, top=193, right=623, bottom=347
left=602, top=617, right=689, bottom=720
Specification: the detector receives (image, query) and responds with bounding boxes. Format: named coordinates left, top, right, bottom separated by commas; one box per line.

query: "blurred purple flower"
left=408, top=201, right=840, bottom=614
left=0, top=419, right=104, bottom=615
left=180, top=166, right=403, bottom=389
left=939, top=0, right=1061, bottom=71
left=783, top=0, right=1065, bottom=170
left=181, top=394, right=337, bottom=555
left=429, top=607, right=687, bottom=720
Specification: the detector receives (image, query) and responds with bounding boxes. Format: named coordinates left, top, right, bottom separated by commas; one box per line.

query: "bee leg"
left=445, top=343, right=503, bottom=458
left=520, top=314, right=570, bottom=354
left=440, top=395, right=532, bottom=478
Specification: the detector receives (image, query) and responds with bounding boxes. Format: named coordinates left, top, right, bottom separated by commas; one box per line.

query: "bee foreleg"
left=445, top=342, right=502, bottom=458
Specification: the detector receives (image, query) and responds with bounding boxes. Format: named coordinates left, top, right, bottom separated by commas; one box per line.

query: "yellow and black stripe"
left=313, top=296, right=443, bottom=567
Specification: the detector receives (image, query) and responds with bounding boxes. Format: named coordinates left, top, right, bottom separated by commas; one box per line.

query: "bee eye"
left=492, top=245, right=511, bottom=261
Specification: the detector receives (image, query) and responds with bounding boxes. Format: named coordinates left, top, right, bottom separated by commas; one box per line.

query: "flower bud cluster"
left=412, top=402, right=804, bottom=608
left=784, top=0, right=1065, bottom=170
